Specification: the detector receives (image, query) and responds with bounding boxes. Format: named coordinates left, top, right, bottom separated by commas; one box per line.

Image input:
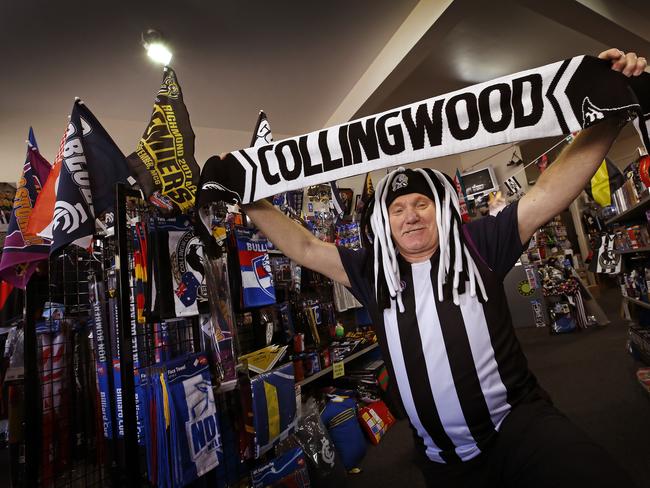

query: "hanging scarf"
left=198, top=55, right=649, bottom=209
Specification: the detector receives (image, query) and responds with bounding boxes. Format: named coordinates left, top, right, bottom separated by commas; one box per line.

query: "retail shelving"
left=297, top=342, right=379, bottom=387
left=625, top=296, right=650, bottom=310
left=605, top=195, right=650, bottom=225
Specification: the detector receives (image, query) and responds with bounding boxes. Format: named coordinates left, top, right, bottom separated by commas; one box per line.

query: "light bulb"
left=146, top=42, right=173, bottom=66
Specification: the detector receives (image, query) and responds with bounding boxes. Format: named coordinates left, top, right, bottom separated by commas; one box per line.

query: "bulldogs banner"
left=128, top=67, right=199, bottom=213
left=234, top=226, right=276, bottom=308
left=198, top=55, right=650, bottom=211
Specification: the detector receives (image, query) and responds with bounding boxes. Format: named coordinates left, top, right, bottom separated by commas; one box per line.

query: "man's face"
left=388, top=192, right=439, bottom=262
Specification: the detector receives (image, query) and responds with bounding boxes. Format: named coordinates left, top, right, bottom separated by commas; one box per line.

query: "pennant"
left=27, top=129, right=66, bottom=240
left=28, top=126, right=38, bottom=150
left=504, top=175, right=524, bottom=196
left=251, top=111, right=273, bottom=147
left=74, top=101, right=131, bottom=221
left=328, top=180, right=345, bottom=219
left=354, top=173, right=374, bottom=219
left=127, top=67, right=199, bottom=212
left=198, top=55, right=650, bottom=207
left=0, top=132, right=51, bottom=288
left=584, top=158, right=624, bottom=207
left=50, top=101, right=97, bottom=254
left=453, top=169, right=470, bottom=223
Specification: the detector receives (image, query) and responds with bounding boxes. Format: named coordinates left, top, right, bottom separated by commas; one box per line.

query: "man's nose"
left=405, top=207, right=419, bottom=223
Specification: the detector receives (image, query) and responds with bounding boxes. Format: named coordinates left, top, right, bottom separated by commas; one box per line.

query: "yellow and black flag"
left=584, top=158, right=624, bottom=207
left=128, top=67, right=199, bottom=212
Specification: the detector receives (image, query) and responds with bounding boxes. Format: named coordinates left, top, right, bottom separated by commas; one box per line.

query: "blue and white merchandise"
left=164, top=353, right=220, bottom=485
left=235, top=226, right=276, bottom=308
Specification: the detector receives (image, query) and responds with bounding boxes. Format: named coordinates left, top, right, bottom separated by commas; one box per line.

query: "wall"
left=0, top=115, right=292, bottom=185
left=335, top=143, right=526, bottom=204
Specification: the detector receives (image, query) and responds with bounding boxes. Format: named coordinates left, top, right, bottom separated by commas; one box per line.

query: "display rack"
left=24, top=246, right=112, bottom=487
left=605, top=195, right=650, bottom=225
left=297, top=343, right=378, bottom=387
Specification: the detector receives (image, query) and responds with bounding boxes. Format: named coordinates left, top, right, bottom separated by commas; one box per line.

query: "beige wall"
left=336, top=143, right=526, bottom=203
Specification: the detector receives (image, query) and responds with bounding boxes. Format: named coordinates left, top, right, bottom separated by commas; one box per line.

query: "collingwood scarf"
left=198, top=55, right=650, bottom=208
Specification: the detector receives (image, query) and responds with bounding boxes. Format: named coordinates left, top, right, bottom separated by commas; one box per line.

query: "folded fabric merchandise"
left=320, top=394, right=367, bottom=473
left=250, top=362, right=297, bottom=457
left=251, top=447, right=311, bottom=488
left=163, top=353, right=220, bottom=486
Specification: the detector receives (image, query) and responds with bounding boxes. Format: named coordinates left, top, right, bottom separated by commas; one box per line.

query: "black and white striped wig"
left=360, top=167, right=487, bottom=312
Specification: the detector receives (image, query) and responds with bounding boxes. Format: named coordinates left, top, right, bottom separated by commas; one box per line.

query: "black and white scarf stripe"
left=198, top=55, right=649, bottom=214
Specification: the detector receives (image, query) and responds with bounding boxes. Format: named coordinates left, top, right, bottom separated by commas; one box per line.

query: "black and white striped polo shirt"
left=339, top=202, right=538, bottom=464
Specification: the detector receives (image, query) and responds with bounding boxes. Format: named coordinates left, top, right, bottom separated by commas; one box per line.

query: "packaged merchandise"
left=250, top=362, right=297, bottom=457
left=234, top=226, right=276, bottom=308
left=164, top=353, right=220, bottom=485
left=251, top=447, right=311, bottom=488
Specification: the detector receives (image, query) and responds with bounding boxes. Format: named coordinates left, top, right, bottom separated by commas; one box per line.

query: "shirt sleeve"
left=337, top=246, right=374, bottom=308
left=464, top=200, right=527, bottom=279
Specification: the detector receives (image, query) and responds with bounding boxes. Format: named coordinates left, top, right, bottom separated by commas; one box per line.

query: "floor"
left=347, top=294, right=650, bottom=488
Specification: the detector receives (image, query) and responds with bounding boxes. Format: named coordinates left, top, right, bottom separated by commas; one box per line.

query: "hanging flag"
left=329, top=180, right=345, bottom=220
left=27, top=129, right=66, bottom=240
left=75, top=101, right=131, bottom=222
left=453, top=169, right=470, bottom=223
left=127, top=67, right=199, bottom=213
left=354, top=173, right=374, bottom=219
left=50, top=101, right=97, bottom=255
left=0, top=132, right=51, bottom=288
left=584, top=158, right=624, bottom=207
left=504, top=175, right=523, bottom=197
left=28, top=126, right=38, bottom=150
left=251, top=111, right=273, bottom=147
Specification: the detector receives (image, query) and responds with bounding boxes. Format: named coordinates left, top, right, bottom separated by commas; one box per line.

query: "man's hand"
left=197, top=153, right=245, bottom=207
left=598, top=48, right=647, bottom=77
left=517, top=48, right=647, bottom=245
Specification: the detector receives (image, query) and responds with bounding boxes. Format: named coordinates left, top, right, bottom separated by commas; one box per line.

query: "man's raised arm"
left=518, top=48, right=647, bottom=244
left=242, top=200, right=351, bottom=287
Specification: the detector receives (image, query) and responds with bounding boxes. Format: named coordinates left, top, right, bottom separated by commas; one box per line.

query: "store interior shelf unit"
left=606, top=195, right=650, bottom=225
left=297, top=343, right=378, bottom=387
left=625, top=296, right=650, bottom=310
left=615, top=247, right=650, bottom=254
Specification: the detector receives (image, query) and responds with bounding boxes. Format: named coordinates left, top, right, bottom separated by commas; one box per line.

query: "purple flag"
left=0, top=132, right=52, bottom=288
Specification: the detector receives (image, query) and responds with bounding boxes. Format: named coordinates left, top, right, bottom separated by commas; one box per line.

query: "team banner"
left=0, top=131, right=51, bottom=288
left=50, top=101, right=97, bottom=255
left=128, top=67, right=200, bottom=213
left=74, top=101, right=131, bottom=220
left=28, top=129, right=65, bottom=240
left=198, top=55, right=650, bottom=211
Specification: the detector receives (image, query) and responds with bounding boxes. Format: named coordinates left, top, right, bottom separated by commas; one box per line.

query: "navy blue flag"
left=50, top=101, right=97, bottom=254
left=76, top=101, right=131, bottom=221
left=28, top=126, right=38, bottom=150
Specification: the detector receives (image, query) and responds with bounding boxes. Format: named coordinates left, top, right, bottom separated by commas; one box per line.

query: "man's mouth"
left=403, top=227, right=424, bottom=236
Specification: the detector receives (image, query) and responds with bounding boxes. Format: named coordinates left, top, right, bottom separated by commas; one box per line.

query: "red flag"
left=26, top=129, right=66, bottom=239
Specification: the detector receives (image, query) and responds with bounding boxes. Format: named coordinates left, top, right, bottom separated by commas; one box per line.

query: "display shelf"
left=625, top=297, right=650, bottom=310
left=605, top=195, right=650, bottom=225
left=615, top=247, right=650, bottom=254
left=297, top=342, right=379, bottom=387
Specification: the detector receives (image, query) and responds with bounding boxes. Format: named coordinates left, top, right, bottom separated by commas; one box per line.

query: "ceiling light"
left=142, top=29, right=172, bottom=66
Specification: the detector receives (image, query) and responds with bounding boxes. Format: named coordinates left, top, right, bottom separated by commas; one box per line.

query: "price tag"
left=332, top=361, right=345, bottom=379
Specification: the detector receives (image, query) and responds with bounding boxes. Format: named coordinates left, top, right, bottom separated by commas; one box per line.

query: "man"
left=225, top=49, right=645, bottom=487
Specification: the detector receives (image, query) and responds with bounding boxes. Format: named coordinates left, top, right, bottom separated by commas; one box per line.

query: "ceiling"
left=1, top=0, right=649, bottom=182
